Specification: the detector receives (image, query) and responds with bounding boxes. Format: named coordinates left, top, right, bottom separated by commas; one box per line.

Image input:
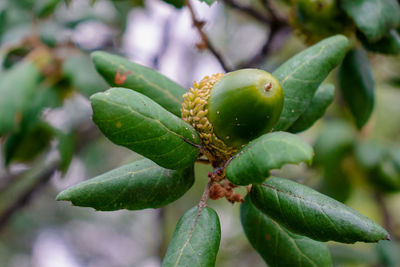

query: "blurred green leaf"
left=314, top=120, right=355, bottom=201
left=314, top=120, right=355, bottom=165
left=0, top=61, right=42, bottom=136
left=63, top=54, right=108, bottom=98
left=91, top=51, right=186, bottom=117
left=355, top=139, right=386, bottom=169
left=339, top=48, right=374, bottom=129
left=56, top=158, right=194, bottom=210
left=273, top=35, right=348, bottom=131
left=226, top=132, right=313, bottom=185
left=56, top=131, right=74, bottom=175
left=288, top=84, right=335, bottom=133
left=358, top=29, right=400, bottom=55
left=162, top=206, right=221, bottom=266
left=199, top=0, right=216, bottom=5
left=241, top=197, right=332, bottom=267
left=91, top=87, right=200, bottom=170
left=34, top=0, right=60, bottom=18
left=3, top=121, right=54, bottom=165
left=162, top=0, right=185, bottom=8
left=341, top=0, right=400, bottom=42
left=377, top=240, right=400, bottom=267
left=250, top=177, right=390, bottom=243
left=371, top=155, right=400, bottom=192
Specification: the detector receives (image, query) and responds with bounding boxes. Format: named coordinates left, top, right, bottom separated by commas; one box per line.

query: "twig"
left=374, top=191, right=399, bottom=240
left=0, top=163, right=59, bottom=232
left=0, top=124, right=100, bottom=232
left=260, top=0, right=278, bottom=21
left=222, top=0, right=271, bottom=24
left=185, top=0, right=231, bottom=72
left=199, top=179, right=213, bottom=208
left=152, top=16, right=172, bottom=70
left=195, top=158, right=210, bottom=164
left=236, top=25, right=291, bottom=69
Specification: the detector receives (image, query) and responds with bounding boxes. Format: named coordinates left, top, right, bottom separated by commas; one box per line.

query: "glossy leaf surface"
left=339, top=48, right=375, bottom=129
left=162, top=206, right=221, bottom=267
left=226, top=132, right=313, bottom=185
left=251, top=177, right=390, bottom=243
left=91, top=87, right=200, bottom=170
left=272, top=35, right=348, bottom=131
left=288, top=84, right=335, bottom=133
left=56, top=158, right=194, bottom=211
left=342, top=0, right=400, bottom=42
left=91, top=51, right=185, bottom=116
left=241, top=197, right=332, bottom=267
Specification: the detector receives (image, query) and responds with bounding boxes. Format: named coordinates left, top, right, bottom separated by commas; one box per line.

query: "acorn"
left=181, top=69, right=284, bottom=161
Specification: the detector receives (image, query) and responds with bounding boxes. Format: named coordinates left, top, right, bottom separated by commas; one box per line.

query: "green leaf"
left=34, top=0, right=60, bottom=18
left=56, top=158, right=194, bottom=211
left=56, top=131, right=74, bottom=175
left=163, top=0, right=185, bottom=8
left=358, top=29, right=400, bottom=55
left=341, top=0, right=400, bottom=42
left=272, top=35, right=348, bottom=131
left=241, top=197, right=332, bottom=267
left=314, top=120, right=355, bottom=202
left=314, top=120, right=355, bottom=165
left=91, top=87, right=200, bottom=170
left=63, top=54, right=108, bottom=98
left=4, top=121, right=54, bottom=165
left=91, top=51, right=186, bottom=117
left=226, top=132, right=313, bottom=185
left=377, top=240, right=400, bottom=267
left=288, top=84, right=335, bottom=133
left=355, top=139, right=386, bottom=169
left=250, top=177, right=390, bottom=243
left=370, top=154, right=400, bottom=192
left=0, top=61, right=42, bottom=135
left=339, top=48, right=374, bottom=129
left=199, top=0, right=216, bottom=5
left=162, top=206, right=221, bottom=267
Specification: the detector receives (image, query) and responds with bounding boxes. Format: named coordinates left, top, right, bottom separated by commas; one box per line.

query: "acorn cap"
left=182, top=69, right=284, bottom=161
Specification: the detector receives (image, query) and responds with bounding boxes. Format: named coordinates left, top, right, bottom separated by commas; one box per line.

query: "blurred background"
left=0, top=0, right=399, bottom=266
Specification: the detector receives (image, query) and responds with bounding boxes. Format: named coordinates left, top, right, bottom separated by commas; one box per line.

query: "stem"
left=199, top=179, right=213, bottom=208
left=185, top=0, right=231, bottom=72
left=374, top=191, right=398, bottom=239
left=195, top=158, right=210, bottom=164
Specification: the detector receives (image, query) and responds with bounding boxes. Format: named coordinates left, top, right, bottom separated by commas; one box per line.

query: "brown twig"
left=222, top=0, right=271, bottom=24
left=374, top=191, right=398, bottom=240
left=195, top=158, right=210, bottom=164
left=0, top=163, right=59, bottom=232
left=185, top=0, right=231, bottom=72
left=199, top=179, right=213, bottom=208
left=221, top=0, right=290, bottom=69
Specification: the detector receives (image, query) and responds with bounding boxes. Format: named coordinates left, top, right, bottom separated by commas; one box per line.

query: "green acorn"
left=181, top=69, right=284, bottom=161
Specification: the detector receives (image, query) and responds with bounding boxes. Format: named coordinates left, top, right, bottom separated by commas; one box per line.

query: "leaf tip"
left=55, top=190, right=70, bottom=201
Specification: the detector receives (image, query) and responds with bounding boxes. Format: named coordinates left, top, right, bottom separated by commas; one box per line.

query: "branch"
left=185, top=0, right=231, bottom=72
left=222, top=0, right=271, bottom=24
left=374, top=191, right=399, bottom=240
left=0, top=124, right=100, bottom=232
left=0, top=162, right=59, bottom=231
left=227, top=0, right=290, bottom=69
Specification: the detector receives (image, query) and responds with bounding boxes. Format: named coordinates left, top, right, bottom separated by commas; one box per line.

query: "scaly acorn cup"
left=181, top=69, right=284, bottom=161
